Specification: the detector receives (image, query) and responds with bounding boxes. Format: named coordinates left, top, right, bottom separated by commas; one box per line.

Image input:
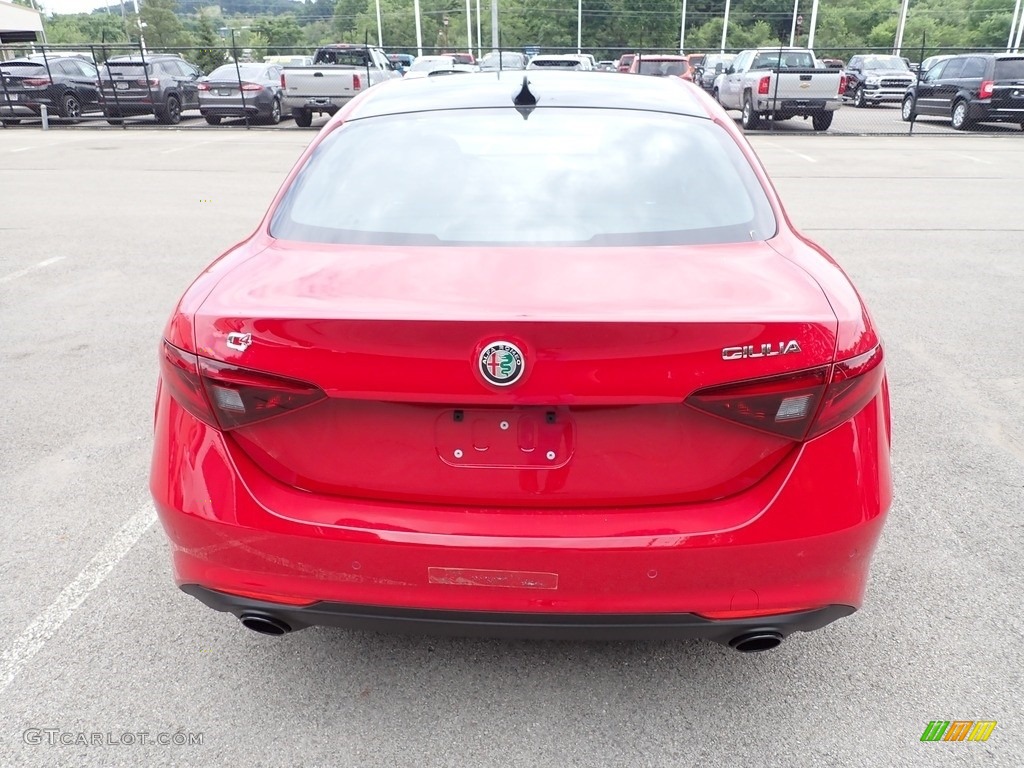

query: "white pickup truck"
left=281, top=44, right=400, bottom=127
left=715, top=47, right=844, bottom=131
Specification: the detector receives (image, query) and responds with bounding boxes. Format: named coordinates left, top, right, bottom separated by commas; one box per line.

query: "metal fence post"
left=231, top=30, right=249, bottom=129
left=139, top=40, right=157, bottom=122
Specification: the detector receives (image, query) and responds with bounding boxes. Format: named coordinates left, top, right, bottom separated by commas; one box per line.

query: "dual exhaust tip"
left=238, top=612, right=785, bottom=652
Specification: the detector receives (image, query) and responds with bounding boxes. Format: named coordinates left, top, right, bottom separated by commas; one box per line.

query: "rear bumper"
left=968, top=100, right=1024, bottom=122
left=152, top=384, right=892, bottom=635
left=183, top=585, right=855, bottom=643
left=754, top=97, right=841, bottom=113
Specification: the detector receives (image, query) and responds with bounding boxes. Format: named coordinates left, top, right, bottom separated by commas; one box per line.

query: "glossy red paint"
left=151, top=75, right=892, bottom=642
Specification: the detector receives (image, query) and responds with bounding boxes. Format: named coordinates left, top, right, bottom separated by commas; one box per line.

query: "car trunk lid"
left=190, top=241, right=838, bottom=507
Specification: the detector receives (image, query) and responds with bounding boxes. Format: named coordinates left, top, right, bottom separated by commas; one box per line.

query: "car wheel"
left=204, top=114, right=221, bottom=126
left=741, top=95, right=760, bottom=130
left=264, top=98, right=282, bottom=125
left=812, top=111, right=834, bottom=131
left=901, top=96, right=915, bottom=122
left=854, top=87, right=865, bottom=108
left=294, top=109, right=313, bottom=128
left=59, top=93, right=83, bottom=121
left=951, top=100, right=972, bottom=130
left=158, top=95, right=182, bottom=125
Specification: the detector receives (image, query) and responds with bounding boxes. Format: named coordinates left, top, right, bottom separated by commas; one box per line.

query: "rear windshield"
left=101, top=62, right=150, bottom=76
left=530, top=59, right=580, bottom=68
left=208, top=64, right=266, bottom=80
left=638, top=60, right=688, bottom=76
left=314, top=48, right=370, bottom=66
left=0, top=61, right=44, bottom=71
left=270, top=108, right=776, bottom=246
left=752, top=51, right=816, bottom=69
left=995, top=58, right=1024, bottom=80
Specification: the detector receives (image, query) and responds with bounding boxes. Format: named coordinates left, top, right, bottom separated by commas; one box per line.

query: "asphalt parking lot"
left=1, top=129, right=1022, bottom=767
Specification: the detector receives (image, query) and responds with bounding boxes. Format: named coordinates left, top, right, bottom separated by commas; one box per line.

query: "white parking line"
left=957, top=154, right=993, bottom=165
left=0, top=256, right=65, bottom=285
left=755, top=141, right=817, bottom=163
left=0, top=504, right=156, bottom=694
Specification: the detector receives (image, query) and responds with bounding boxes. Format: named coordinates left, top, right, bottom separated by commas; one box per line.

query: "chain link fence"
left=2, top=41, right=1022, bottom=135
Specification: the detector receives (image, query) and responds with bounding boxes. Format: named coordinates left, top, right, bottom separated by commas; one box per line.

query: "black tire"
left=741, top=94, right=760, bottom=130
left=204, top=114, right=221, bottom=126
left=263, top=98, right=282, bottom=125
left=59, top=92, right=83, bottom=121
left=293, top=108, right=312, bottom=128
left=854, top=87, right=866, bottom=108
left=157, top=95, right=182, bottom=125
left=950, top=99, right=972, bottom=131
left=812, top=111, right=834, bottom=131
left=901, top=95, right=916, bottom=122
left=712, top=87, right=720, bottom=103
left=106, top=118, right=123, bottom=125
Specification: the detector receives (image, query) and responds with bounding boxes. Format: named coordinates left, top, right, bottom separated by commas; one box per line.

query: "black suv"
left=843, top=54, right=915, bottom=107
left=98, top=54, right=202, bottom=125
left=903, top=53, right=1024, bottom=130
left=1, top=55, right=100, bottom=124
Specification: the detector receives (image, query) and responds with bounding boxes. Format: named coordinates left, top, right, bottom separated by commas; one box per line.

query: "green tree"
left=193, top=13, right=226, bottom=72
left=141, top=0, right=185, bottom=47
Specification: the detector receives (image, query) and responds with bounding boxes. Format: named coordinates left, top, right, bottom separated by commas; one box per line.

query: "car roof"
left=347, top=70, right=710, bottom=121
left=636, top=55, right=688, bottom=61
left=106, top=55, right=180, bottom=62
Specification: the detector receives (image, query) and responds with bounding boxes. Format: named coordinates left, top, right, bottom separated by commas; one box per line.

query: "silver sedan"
left=198, top=63, right=286, bottom=125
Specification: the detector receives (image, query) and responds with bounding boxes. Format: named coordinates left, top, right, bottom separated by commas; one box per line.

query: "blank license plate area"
left=435, top=408, right=575, bottom=468
left=114, top=81, right=129, bottom=90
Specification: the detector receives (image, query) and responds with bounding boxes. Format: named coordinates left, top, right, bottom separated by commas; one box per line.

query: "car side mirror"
left=715, top=63, right=724, bottom=74
left=725, top=66, right=734, bottom=75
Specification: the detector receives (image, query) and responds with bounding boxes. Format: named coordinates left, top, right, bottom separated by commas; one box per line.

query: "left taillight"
left=685, top=345, right=885, bottom=441
left=979, top=80, right=994, bottom=99
left=352, top=73, right=362, bottom=91
left=839, top=74, right=847, bottom=95
left=240, top=82, right=263, bottom=91
left=757, top=75, right=770, bottom=95
left=160, top=341, right=326, bottom=431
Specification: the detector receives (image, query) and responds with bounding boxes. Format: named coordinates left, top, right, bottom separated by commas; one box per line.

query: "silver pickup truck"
left=715, top=47, right=844, bottom=131
left=281, top=44, right=400, bottom=127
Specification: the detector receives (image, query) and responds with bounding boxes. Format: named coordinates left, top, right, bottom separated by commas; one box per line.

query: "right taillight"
left=280, top=72, right=286, bottom=88
left=806, top=344, right=885, bottom=439
left=758, top=75, right=770, bottom=95
left=685, top=345, right=884, bottom=441
left=160, top=341, right=326, bottom=431
left=979, top=80, right=994, bottom=99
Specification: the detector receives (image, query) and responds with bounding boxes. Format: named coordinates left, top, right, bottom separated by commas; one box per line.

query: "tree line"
left=35, top=0, right=1022, bottom=64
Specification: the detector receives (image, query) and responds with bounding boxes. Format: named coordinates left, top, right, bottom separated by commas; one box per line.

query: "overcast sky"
left=39, top=0, right=138, bottom=17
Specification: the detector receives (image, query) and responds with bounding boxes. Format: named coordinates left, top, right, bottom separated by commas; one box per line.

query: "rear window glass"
left=208, top=64, right=266, bottom=80
left=101, top=62, right=150, bottom=76
left=530, top=59, right=580, bottom=68
left=638, top=60, right=688, bottom=76
left=270, top=108, right=776, bottom=246
left=995, top=58, right=1024, bottom=79
left=314, top=49, right=370, bottom=66
left=0, top=62, right=44, bottom=71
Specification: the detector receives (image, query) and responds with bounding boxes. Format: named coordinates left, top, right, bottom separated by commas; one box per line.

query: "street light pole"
left=894, top=0, right=911, bottom=54
left=679, top=0, right=687, bottom=54
left=466, top=0, right=473, bottom=54
left=1009, top=0, right=1023, bottom=52
left=806, top=0, right=820, bottom=50
left=720, top=0, right=731, bottom=54
left=577, top=0, right=582, bottom=54
left=413, top=0, right=423, bottom=56
left=476, top=0, right=482, bottom=58
left=789, top=0, right=799, bottom=46
left=491, top=0, right=498, bottom=51
left=1015, top=7, right=1024, bottom=51
left=375, top=0, right=383, bottom=46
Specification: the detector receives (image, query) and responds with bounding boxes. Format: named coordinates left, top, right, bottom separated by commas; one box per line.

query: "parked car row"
left=1, top=52, right=288, bottom=126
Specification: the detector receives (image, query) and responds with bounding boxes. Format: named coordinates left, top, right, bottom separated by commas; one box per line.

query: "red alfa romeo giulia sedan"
left=151, top=71, right=892, bottom=652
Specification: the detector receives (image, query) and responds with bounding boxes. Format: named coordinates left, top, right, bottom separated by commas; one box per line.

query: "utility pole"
left=577, top=0, right=582, bottom=54
left=466, top=0, right=473, bottom=55
left=476, top=0, right=482, bottom=58
left=788, top=0, right=799, bottom=46
left=131, top=0, right=146, bottom=52
left=1009, top=0, right=1023, bottom=52
left=375, top=0, right=383, bottom=46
